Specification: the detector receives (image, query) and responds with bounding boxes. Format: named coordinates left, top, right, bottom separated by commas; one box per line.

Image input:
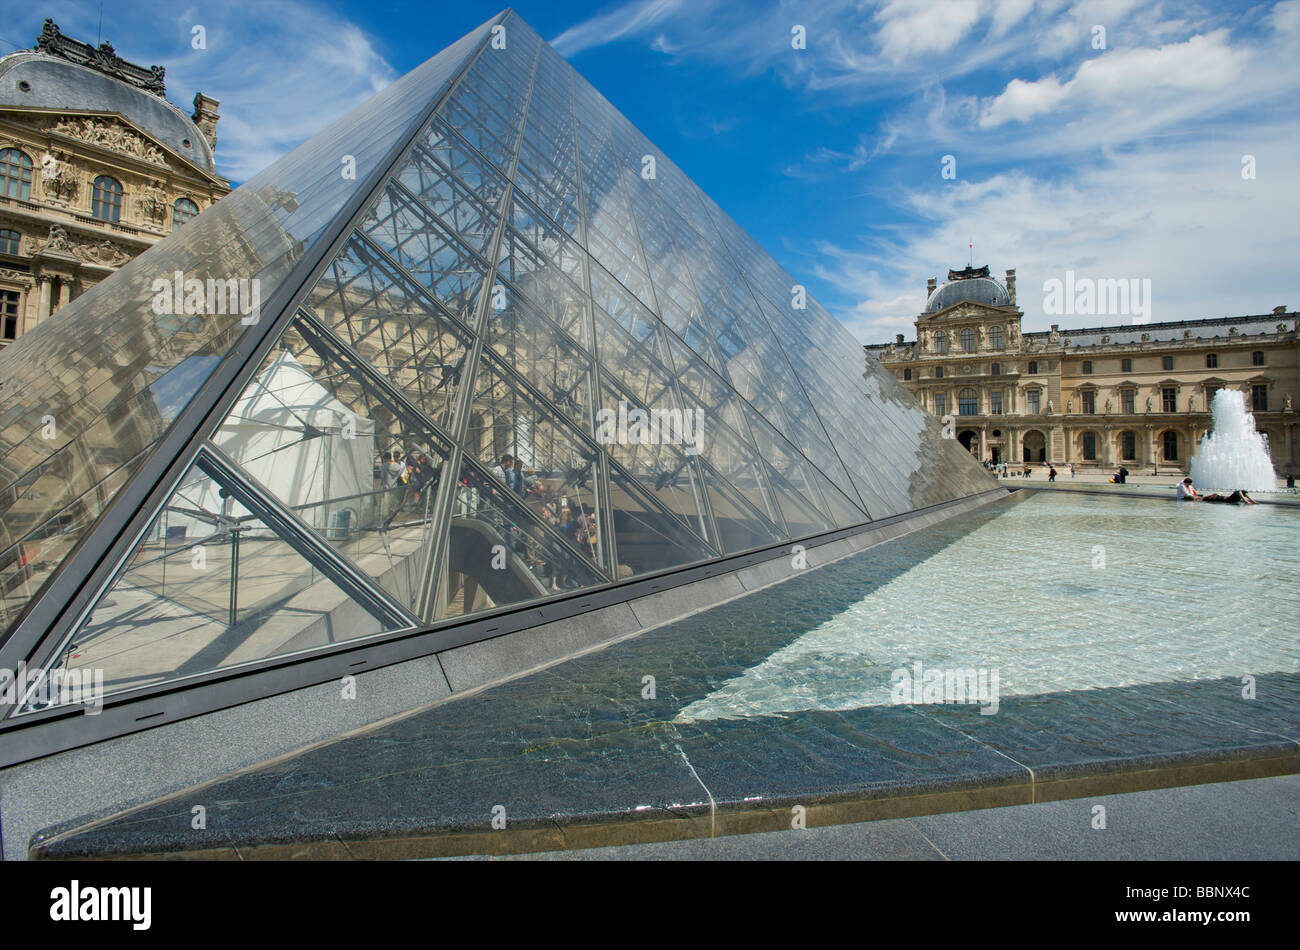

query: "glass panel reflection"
left=437, top=456, right=606, bottom=621
left=214, top=316, right=452, bottom=614
left=38, top=457, right=402, bottom=705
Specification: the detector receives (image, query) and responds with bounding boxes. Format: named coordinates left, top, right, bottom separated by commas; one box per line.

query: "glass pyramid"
left=0, top=10, right=994, bottom=717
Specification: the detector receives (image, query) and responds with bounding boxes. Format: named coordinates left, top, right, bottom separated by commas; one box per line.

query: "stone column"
left=54, top=278, right=71, bottom=312
left=37, top=276, right=52, bottom=323
left=980, top=427, right=987, bottom=461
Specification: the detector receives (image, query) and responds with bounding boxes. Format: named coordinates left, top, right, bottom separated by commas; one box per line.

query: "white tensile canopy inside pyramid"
left=0, top=10, right=994, bottom=716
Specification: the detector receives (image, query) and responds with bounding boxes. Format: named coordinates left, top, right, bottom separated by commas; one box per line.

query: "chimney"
left=191, top=93, right=220, bottom=151
left=1005, top=268, right=1016, bottom=305
left=895, top=333, right=905, bottom=344
left=926, top=277, right=936, bottom=298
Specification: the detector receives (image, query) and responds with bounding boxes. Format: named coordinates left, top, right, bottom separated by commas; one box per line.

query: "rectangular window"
left=991, top=390, right=1003, bottom=414
left=1121, top=431, right=1136, bottom=460
left=1162, top=387, right=1177, bottom=412
left=1082, top=360, right=1093, bottom=374
left=1121, top=358, right=1132, bottom=373
left=1027, top=390, right=1040, bottom=414
left=934, top=393, right=946, bottom=416
left=1205, top=385, right=1218, bottom=407
left=1252, top=351, right=1265, bottom=366
left=1252, top=384, right=1268, bottom=411
left=1205, top=353, right=1218, bottom=368
left=1162, top=355, right=1174, bottom=371
left=1, top=289, right=19, bottom=340
left=1081, top=391, right=1095, bottom=414
left=903, top=368, right=911, bottom=381
left=1082, top=432, right=1097, bottom=460
left=1121, top=389, right=1135, bottom=414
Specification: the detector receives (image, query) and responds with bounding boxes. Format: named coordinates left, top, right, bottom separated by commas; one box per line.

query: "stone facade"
left=0, top=20, right=230, bottom=349
left=865, top=265, right=1300, bottom=476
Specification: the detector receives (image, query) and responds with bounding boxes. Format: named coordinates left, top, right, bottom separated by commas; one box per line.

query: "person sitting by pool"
left=1177, top=478, right=1257, bottom=504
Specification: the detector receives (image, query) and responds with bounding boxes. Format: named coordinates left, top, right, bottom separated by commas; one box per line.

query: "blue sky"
left=4, top=0, right=1298, bottom=341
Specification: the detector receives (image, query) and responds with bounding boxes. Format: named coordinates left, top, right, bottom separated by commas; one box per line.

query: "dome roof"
left=925, top=270, right=1011, bottom=313
left=0, top=51, right=216, bottom=173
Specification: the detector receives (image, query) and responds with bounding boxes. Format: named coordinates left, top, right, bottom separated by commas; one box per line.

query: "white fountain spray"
left=1189, top=389, right=1276, bottom=492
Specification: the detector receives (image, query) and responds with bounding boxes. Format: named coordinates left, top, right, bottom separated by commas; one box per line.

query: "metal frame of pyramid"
left=0, top=10, right=994, bottom=763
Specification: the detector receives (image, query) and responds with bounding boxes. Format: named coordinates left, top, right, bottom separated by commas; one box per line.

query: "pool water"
left=679, top=491, right=1300, bottom=721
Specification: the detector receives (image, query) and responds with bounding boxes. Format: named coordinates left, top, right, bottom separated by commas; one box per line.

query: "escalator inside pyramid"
left=0, top=10, right=993, bottom=731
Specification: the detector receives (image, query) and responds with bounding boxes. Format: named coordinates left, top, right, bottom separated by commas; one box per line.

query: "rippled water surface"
left=680, top=492, right=1300, bottom=721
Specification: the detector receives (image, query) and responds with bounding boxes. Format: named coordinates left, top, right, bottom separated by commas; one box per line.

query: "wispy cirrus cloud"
left=14, top=0, right=399, bottom=183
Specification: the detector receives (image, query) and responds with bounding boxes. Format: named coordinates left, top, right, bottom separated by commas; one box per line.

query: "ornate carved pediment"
left=74, top=236, right=132, bottom=266
left=42, top=115, right=167, bottom=165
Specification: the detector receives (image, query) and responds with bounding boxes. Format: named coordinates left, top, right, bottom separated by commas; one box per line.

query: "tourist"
left=1178, top=478, right=1257, bottom=504
left=1287, top=474, right=1296, bottom=491
left=1048, top=466, right=1057, bottom=482
left=1069, top=463, right=1075, bottom=478
left=1118, top=466, right=1129, bottom=484
left=513, top=458, right=536, bottom=496
left=493, top=453, right=515, bottom=490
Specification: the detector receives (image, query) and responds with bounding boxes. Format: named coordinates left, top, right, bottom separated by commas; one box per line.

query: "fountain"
left=1189, top=389, right=1276, bottom=491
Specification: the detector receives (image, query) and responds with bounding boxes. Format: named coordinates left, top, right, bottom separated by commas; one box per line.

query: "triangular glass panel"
left=436, top=455, right=607, bottom=621
left=213, top=315, right=453, bottom=615
left=699, top=460, right=788, bottom=555
left=463, top=350, right=603, bottom=524
left=605, top=457, right=717, bottom=579
left=307, top=234, right=473, bottom=433
left=596, top=371, right=714, bottom=547
left=482, top=286, right=595, bottom=435
left=358, top=185, right=487, bottom=327
left=30, top=452, right=409, bottom=708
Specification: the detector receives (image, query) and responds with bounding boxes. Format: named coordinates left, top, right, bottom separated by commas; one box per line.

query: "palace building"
left=865, top=265, right=1299, bottom=476
left=0, top=19, right=230, bottom=349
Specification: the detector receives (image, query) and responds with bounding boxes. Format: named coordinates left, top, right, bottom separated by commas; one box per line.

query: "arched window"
left=960, top=327, right=975, bottom=352
left=988, top=326, right=1004, bottom=350
left=0, top=148, right=33, bottom=200
left=1082, top=432, right=1097, bottom=460
left=958, top=388, right=978, bottom=415
left=92, top=175, right=123, bottom=223
left=172, top=197, right=200, bottom=231
left=1028, top=360, right=1038, bottom=374
left=933, top=331, right=948, bottom=354
left=0, top=228, right=19, bottom=255
left=1162, top=430, right=1179, bottom=461
left=1120, top=431, right=1136, bottom=460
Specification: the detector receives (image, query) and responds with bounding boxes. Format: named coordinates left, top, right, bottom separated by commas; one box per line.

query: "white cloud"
left=811, top=130, right=1300, bottom=342
left=31, top=0, right=400, bottom=183
left=979, top=30, right=1248, bottom=128
left=551, top=0, right=694, bottom=57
